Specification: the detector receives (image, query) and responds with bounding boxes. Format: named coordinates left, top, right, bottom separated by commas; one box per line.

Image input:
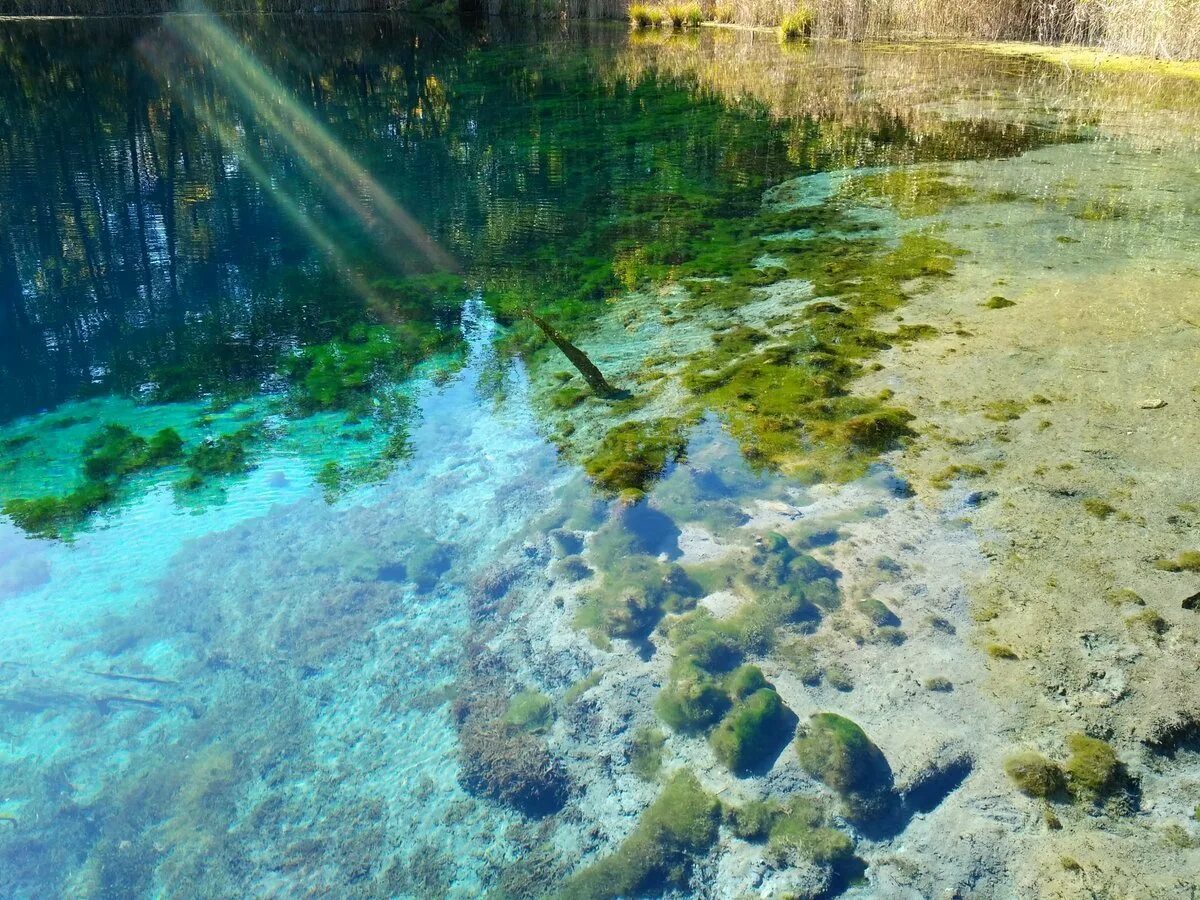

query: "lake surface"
left=1, top=14, right=1198, bottom=898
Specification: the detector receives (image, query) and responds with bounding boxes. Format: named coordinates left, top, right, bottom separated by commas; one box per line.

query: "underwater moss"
left=710, top=687, right=793, bottom=776
left=838, top=169, right=976, bottom=219
left=1064, top=734, right=1124, bottom=802
left=504, top=691, right=555, bottom=734
left=3, top=481, right=115, bottom=539
left=1153, top=551, right=1200, bottom=573
left=1125, top=608, right=1169, bottom=638
left=3, top=423, right=187, bottom=538
left=1004, top=751, right=1065, bottom=798
left=630, top=727, right=666, bottom=781
left=929, top=463, right=987, bottom=490
left=923, top=676, right=953, bottom=692
left=858, top=598, right=899, bottom=627
left=1083, top=498, right=1117, bottom=519
left=563, top=671, right=602, bottom=705
left=766, top=796, right=854, bottom=867
left=987, top=643, right=1019, bottom=660
left=983, top=400, right=1027, bottom=422
left=81, top=424, right=184, bottom=480
left=656, top=660, right=731, bottom=733
left=583, top=417, right=695, bottom=498
left=561, top=771, right=719, bottom=900
left=724, top=664, right=769, bottom=700
left=186, top=426, right=257, bottom=479
left=982, top=295, right=1016, bottom=309
left=726, top=798, right=782, bottom=841
left=794, top=713, right=893, bottom=819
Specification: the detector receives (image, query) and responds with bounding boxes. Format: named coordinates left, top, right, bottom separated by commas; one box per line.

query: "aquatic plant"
left=1083, top=498, right=1117, bottom=519
left=504, top=690, right=555, bottom=734
left=766, top=796, right=855, bottom=867
left=3, top=423, right=188, bottom=537
left=858, top=597, right=899, bottom=626
left=563, top=671, right=602, bottom=705
left=181, top=425, right=258, bottom=488
left=630, top=727, right=666, bottom=780
left=1153, top=551, right=1200, bottom=572
left=1063, top=733, right=1125, bottom=802
left=82, top=424, right=183, bottom=480
left=726, top=798, right=782, bottom=841
left=3, top=481, right=115, bottom=538
left=712, top=4, right=733, bottom=22
left=1004, top=751, right=1065, bottom=797
left=983, top=295, right=1017, bottom=309
left=987, top=643, right=1019, bottom=660
left=710, top=686, right=794, bottom=775
left=583, top=417, right=696, bottom=498
left=779, top=7, right=815, bottom=40
left=794, top=713, right=894, bottom=820
left=561, top=771, right=719, bottom=899
left=656, top=660, right=732, bottom=732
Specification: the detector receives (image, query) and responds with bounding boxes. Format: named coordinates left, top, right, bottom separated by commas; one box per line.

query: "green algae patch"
left=1004, top=751, right=1065, bottom=798
left=1064, top=734, right=1126, bottom=803
left=561, top=771, right=719, bottom=900
left=794, top=713, right=894, bottom=820
left=3, top=482, right=116, bottom=539
left=1083, top=498, right=1117, bottom=519
left=82, top=425, right=184, bottom=480
left=630, top=727, right=667, bottom=781
left=983, top=295, right=1016, bottom=309
left=652, top=532, right=839, bottom=738
left=554, top=187, right=969, bottom=500
left=504, top=690, right=555, bottom=734
left=766, top=796, right=855, bottom=867
left=726, top=794, right=856, bottom=869
left=583, top=417, right=697, bottom=498
left=2, top=422, right=189, bottom=538
left=1153, top=551, right=1200, bottom=573
left=710, top=686, right=794, bottom=775
left=657, top=659, right=733, bottom=733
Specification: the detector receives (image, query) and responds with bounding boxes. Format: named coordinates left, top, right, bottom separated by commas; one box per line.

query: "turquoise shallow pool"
left=1, top=13, right=1199, bottom=897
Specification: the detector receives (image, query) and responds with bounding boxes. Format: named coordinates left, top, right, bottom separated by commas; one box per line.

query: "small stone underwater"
left=0, top=13, right=1198, bottom=899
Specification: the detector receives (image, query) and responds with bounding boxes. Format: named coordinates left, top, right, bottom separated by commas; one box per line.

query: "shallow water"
left=1, top=14, right=1199, bottom=898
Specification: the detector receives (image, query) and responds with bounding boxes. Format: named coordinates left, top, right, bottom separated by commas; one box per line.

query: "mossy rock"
left=583, top=417, right=695, bottom=497
left=710, top=687, right=794, bottom=776
left=561, top=771, right=719, bottom=899
left=1004, top=751, right=1064, bottom=798
left=724, top=664, right=768, bottom=700
left=656, top=662, right=731, bottom=734
left=794, top=713, right=893, bottom=818
left=1064, top=734, right=1126, bottom=802
left=858, top=598, right=899, bottom=627
left=766, top=797, right=854, bottom=867
left=726, top=798, right=781, bottom=841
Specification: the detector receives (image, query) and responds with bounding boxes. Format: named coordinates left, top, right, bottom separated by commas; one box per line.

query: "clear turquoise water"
left=1, top=13, right=1199, bottom=898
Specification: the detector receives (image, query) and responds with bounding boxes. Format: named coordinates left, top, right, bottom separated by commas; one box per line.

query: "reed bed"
left=722, top=0, right=1200, bottom=59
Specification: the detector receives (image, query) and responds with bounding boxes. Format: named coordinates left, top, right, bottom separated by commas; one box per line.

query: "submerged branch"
left=520, top=310, right=623, bottom=398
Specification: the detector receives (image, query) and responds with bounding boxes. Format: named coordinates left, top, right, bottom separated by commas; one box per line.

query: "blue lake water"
left=1, top=12, right=1199, bottom=898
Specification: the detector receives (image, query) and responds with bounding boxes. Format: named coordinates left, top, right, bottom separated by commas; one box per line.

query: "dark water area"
left=2, top=11, right=1197, bottom=899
